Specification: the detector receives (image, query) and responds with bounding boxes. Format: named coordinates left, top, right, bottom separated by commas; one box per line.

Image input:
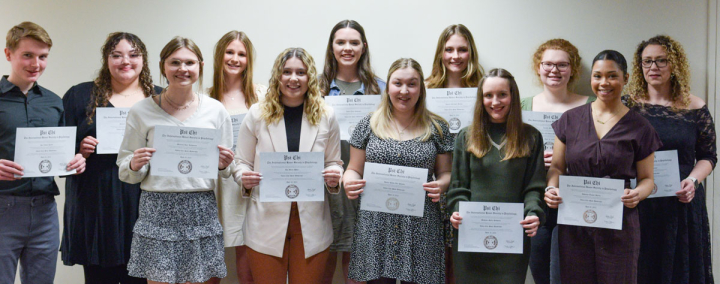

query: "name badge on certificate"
left=230, top=114, right=246, bottom=152
left=629, top=150, right=681, bottom=198
left=521, top=111, right=562, bottom=151
left=95, top=107, right=130, bottom=154
left=458, top=202, right=524, bottom=254
left=259, top=152, right=325, bottom=202
left=14, top=127, right=77, bottom=177
left=360, top=162, right=428, bottom=217
left=324, top=95, right=381, bottom=140
left=557, top=175, right=624, bottom=230
left=425, top=88, right=477, bottom=133
left=150, top=125, right=220, bottom=179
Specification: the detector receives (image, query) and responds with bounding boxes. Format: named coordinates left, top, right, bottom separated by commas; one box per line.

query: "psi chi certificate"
left=324, top=95, right=381, bottom=140
left=95, top=107, right=130, bottom=154
left=259, top=152, right=325, bottom=202
left=14, top=127, right=77, bottom=177
left=150, top=125, right=220, bottom=179
left=458, top=202, right=524, bottom=254
left=629, top=150, right=681, bottom=198
left=425, top=88, right=477, bottom=133
left=521, top=111, right=562, bottom=151
left=230, top=114, right=247, bottom=152
left=557, top=175, right=624, bottom=230
left=360, top=162, right=428, bottom=217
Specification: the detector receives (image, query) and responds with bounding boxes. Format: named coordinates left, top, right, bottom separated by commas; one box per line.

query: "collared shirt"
left=0, top=76, right=64, bottom=196
left=327, top=78, right=387, bottom=96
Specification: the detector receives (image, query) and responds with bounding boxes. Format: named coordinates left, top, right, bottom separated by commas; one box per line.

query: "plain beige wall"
left=0, top=0, right=713, bottom=283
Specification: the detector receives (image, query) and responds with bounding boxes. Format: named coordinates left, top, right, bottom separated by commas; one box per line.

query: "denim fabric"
left=326, top=78, right=386, bottom=96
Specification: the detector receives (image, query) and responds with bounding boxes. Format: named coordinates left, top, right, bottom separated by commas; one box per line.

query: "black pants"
left=83, top=265, right=145, bottom=284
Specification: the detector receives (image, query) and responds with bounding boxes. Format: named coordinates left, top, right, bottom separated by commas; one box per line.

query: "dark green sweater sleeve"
left=521, top=126, right=548, bottom=225
left=447, top=129, right=473, bottom=213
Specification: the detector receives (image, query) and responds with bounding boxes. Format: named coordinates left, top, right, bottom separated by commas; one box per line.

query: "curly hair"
left=319, top=20, right=381, bottom=96
left=425, top=24, right=484, bottom=88
left=626, top=35, right=691, bottom=109
left=208, top=30, right=258, bottom=107
left=260, top=48, right=325, bottom=125
left=531, top=38, right=581, bottom=91
left=87, top=32, right=155, bottom=124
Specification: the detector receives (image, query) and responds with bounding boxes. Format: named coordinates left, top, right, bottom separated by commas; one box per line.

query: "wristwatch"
left=687, top=176, right=699, bottom=189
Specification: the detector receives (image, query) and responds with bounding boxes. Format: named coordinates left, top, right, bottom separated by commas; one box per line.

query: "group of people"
left=0, top=19, right=714, bottom=284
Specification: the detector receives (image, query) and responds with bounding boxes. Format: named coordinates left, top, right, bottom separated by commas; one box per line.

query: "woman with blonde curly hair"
left=234, top=47, right=343, bottom=283
left=61, top=32, right=162, bottom=283
left=625, top=35, right=716, bottom=284
left=523, top=38, right=595, bottom=284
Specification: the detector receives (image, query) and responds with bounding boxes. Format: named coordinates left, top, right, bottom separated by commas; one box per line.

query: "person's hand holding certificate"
left=360, top=162, right=428, bottom=217
left=556, top=175, right=625, bottom=230
left=150, top=125, right=220, bottom=179
left=258, top=152, right=325, bottom=202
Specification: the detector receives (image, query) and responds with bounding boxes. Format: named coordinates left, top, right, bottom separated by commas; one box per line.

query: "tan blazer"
left=234, top=103, right=343, bottom=258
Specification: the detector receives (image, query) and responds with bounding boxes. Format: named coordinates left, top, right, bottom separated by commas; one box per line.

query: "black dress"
left=60, top=82, right=163, bottom=267
left=626, top=98, right=716, bottom=284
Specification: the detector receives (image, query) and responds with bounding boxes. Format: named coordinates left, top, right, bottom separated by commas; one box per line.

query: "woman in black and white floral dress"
left=343, top=58, right=453, bottom=284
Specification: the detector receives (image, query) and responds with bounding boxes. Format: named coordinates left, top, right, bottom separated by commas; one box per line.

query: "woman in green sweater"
left=448, top=68, right=546, bottom=283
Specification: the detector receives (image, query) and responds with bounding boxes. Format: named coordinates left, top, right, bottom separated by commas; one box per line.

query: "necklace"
left=393, top=119, right=413, bottom=139
left=163, top=92, right=196, bottom=110
left=592, top=104, right=620, bottom=124
left=113, top=90, right=142, bottom=98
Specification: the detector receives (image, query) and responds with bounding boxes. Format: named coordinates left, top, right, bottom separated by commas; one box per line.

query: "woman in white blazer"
left=233, top=47, right=343, bottom=284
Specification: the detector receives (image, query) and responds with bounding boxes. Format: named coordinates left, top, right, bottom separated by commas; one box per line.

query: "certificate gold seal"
left=178, top=160, right=192, bottom=174
left=583, top=209, right=597, bottom=224
left=348, top=124, right=356, bottom=136
left=285, top=184, right=299, bottom=199
left=484, top=235, right=498, bottom=250
left=448, top=118, right=461, bottom=131
left=385, top=197, right=399, bottom=211
left=651, top=183, right=658, bottom=195
left=544, top=141, right=554, bottom=151
left=39, top=159, right=52, bottom=173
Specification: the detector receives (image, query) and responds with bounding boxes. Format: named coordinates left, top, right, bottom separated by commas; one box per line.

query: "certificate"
left=324, top=95, right=381, bottom=140
left=425, top=88, right=477, bottom=133
left=522, top=111, right=562, bottom=151
left=230, top=114, right=246, bottom=152
left=360, top=162, right=428, bottom=217
left=259, top=152, right=325, bottom=202
left=458, top=202, right=524, bottom=254
left=629, top=150, right=681, bottom=198
left=95, top=107, right=130, bottom=154
left=14, top=127, right=77, bottom=177
left=557, top=175, right=624, bottom=230
left=150, top=125, right=220, bottom=179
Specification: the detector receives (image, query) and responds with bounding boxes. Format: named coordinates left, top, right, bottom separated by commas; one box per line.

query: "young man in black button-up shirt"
left=0, top=21, right=86, bottom=284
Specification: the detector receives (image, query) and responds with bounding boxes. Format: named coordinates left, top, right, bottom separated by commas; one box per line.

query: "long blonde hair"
left=425, top=24, right=484, bottom=88
left=209, top=31, right=258, bottom=108
left=260, top=48, right=325, bottom=125
left=467, top=68, right=531, bottom=160
left=626, top=35, right=691, bottom=109
left=371, top=58, right=445, bottom=141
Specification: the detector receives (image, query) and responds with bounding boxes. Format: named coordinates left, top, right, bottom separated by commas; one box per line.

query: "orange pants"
left=247, top=202, right=330, bottom=284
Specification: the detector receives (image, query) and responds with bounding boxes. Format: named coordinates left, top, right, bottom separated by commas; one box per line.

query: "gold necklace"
left=592, top=104, right=620, bottom=124
left=163, top=92, right=196, bottom=110
left=113, top=90, right=142, bottom=98
left=393, top=119, right=413, bottom=139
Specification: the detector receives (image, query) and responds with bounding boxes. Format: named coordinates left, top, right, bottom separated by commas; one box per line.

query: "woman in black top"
left=61, top=32, right=162, bottom=284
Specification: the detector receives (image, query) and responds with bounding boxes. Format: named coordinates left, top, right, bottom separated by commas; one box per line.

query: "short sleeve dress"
left=347, top=114, right=454, bottom=284
left=60, top=82, right=162, bottom=267
left=552, top=103, right=662, bottom=283
left=626, top=97, right=717, bottom=284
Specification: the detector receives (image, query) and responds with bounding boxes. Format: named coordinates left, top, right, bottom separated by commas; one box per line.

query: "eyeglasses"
left=641, top=58, right=668, bottom=68
left=168, top=60, right=199, bottom=69
left=110, top=53, right=142, bottom=62
left=541, top=62, right=570, bottom=72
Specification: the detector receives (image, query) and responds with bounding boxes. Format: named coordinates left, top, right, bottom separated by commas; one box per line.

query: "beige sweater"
left=117, top=94, right=234, bottom=192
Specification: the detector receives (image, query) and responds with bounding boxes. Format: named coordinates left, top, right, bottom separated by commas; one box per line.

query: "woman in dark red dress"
left=544, top=50, right=662, bottom=284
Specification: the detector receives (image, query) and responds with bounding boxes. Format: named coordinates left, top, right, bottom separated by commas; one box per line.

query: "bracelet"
left=686, top=176, right=699, bottom=189
left=545, top=186, right=557, bottom=192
